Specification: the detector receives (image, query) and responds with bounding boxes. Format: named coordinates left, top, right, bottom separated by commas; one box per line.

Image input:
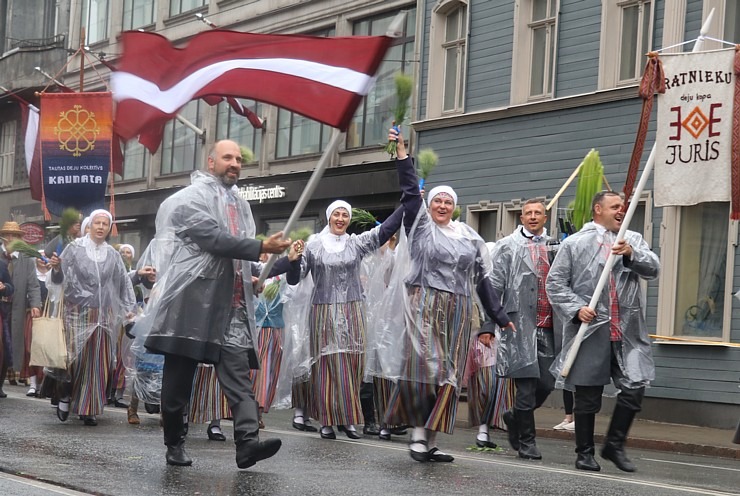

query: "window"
left=725, top=0, right=740, bottom=42
left=599, top=0, right=654, bottom=89
left=442, top=4, right=468, bottom=112
left=348, top=9, right=415, bottom=149
left=81, top=0, right=109, bottom=44
left=0, top=120, right=16, bottom=187
left=123, top=0, right=155, bottom=30
left=658, top=204, right=735, bottom=342
left=216, top=99, right=262, bottom=163
left=511, top=0, right=559, bottom=104
left=122, top=139, right=149, bottom=180
left=161, top=100, right=203, bottom=175
left=170, top=0, right=206, bottom=16
left=466, top=201, right=501, bottom=241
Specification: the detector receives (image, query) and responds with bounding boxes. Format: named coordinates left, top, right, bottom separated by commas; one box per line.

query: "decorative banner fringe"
left=623, top=52, right=666, bottom=208
left=731, top=45, right=740, bottom=220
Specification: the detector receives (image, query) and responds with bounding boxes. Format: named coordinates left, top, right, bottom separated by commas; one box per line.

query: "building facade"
left=1, top=0, right=738, bottom=427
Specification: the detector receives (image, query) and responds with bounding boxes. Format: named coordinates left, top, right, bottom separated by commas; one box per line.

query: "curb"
left=535, top=428, right=740, bottom=460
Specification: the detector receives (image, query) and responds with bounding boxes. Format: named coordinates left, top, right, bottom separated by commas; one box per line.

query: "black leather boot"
left=360, top=382, right=379, bottom=435
left=601, top=405, right=637, bottom=472
left=163, top=411, right=192, bottom=466
left=502, top=409, right=520, bottom=451
left=232, top=399, right=282, bottom=469
left=574, top=413, right=600, bottom=471
left=515, top=409, right=542, bottom=460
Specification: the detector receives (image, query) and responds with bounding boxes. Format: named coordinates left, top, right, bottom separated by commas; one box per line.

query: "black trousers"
left=573, top=342, right=645, bottom=415
left=514, top=328, right=556, bottom=411
left=161, top=346, right=260, bottom=447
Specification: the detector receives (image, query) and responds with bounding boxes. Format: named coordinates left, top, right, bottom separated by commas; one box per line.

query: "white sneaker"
left=553, top=420, right=570, bottom=430
left=562, top=421, right=575, bottom=431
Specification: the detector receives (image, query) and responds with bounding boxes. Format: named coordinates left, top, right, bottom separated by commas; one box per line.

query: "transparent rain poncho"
left=369, top=208, right=507, bottom=389
left=130, top=170, right=258, bottom=361
left=49, top=236, right=136, bottom=365
left=361, top=244, right=396, bottom=382
left=547, top=222, right=660, bottom=389
left=490, top=226, right=560, bottom=377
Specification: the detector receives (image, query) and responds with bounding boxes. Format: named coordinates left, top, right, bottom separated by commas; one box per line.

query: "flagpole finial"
left=386, top=12, right=408, bottom=38
left=700, top=8, right=715, bottom=38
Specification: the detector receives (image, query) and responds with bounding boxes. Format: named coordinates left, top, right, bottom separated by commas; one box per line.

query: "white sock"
left=345, top=425, right=356, bottom=432
left=295, top=408, right=304, bottom=418
left=380, top=428, right=391, bottom=436
left=477, top=424, right=489, bottom=441
left=29, top=376, right=37, bottom=388
left=410, top=427, right=427, bottom=453
left=427, top=430, right=438, bottom=449
left=210, top=420, right=221, bottom=428
left=59, top=396, right=70, bottom=412
left=321, top=426, right=334, bottom=435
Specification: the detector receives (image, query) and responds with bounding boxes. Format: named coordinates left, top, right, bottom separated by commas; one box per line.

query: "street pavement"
left=0, top=385, right=738, bottom=496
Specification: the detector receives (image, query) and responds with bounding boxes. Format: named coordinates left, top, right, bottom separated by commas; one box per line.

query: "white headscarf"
left=88, top=209, right=113, bottom=226
left=80, top=216, right=91, bottom=236
left=428, top=186, right=458, bottom=206
left=325, top=200, right=352, bottom=222
left=119, top=243, right=135, bottom=259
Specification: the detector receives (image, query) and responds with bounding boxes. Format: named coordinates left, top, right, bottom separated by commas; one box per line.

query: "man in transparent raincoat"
left=546, top=191, right=659, bottom=473
left=132, top=140, right=295, bottom=468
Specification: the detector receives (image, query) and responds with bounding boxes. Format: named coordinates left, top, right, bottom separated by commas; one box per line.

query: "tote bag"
left=30, top=294, right=67, bottom=369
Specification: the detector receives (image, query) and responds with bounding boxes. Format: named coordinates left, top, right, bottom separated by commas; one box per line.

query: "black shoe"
left=363, top=422, right=380, bottom=436
left=236, top=439, right=281, bottom=469
left=408, top=439, right=429, bottom=462
left=144, top=403, right=160, bottom=414
left=56, top=400, right=70, bottom=422
left=502, top=410, right=520, bottom=451
left=207, top=425, right=226, bottom=441
left=476, top=439, right=498, bottom=449
left=601, top=443, right=636, bottom=472
left=338, top=425, right=362, bottom=439
left=428, top=447, right=454, bottom=462
left=0, top=389, right=6, bottom=399
left=576, top=452, right=601, bottom=471
left=113, top=399, right=129, bottom=408
left=390, top=426, right=408, bottom=436
left=166, top=444, right=193, bottom=466
left=378, top=431, right=391, bottom=441
left=83, top=416, right=98, bottom=426
left=320, top=427, right=336, bottom=440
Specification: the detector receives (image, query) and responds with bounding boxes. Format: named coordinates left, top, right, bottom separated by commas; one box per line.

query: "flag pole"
left=255, top=11, right=407, bottom=289
left=560, top=10, right=714, bottom=377
left=255, top=129, right=342, bottom=288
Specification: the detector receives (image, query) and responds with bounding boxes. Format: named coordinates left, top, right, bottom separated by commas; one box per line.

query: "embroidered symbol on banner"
left=681, top=106, right=709, bottom=139
left=55, top=105, right=100, bottom=157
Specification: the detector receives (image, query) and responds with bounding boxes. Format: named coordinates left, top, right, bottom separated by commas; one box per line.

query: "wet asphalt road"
left=0, top=387, right=738, bottom=496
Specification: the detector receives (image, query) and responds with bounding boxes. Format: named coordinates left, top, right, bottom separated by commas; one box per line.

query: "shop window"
left=511, top=0, right=559, bottom=104
left=347, top=7, right=415, bottom=149
left=170, top=0, right=206, bottom=16
left=122, top=139, right=149, bottom=180
left=0, top=120, right=15, bottom=187
left=123, top=0, right=155, bottom=30
left=216, top=98, right=262, bottom=163
left=466, top=201, right=501, bottom=242
left=160, top=100, right=203, bottom=175
left=599, top=0, right=654, bottom=89
left=81, top=0, right=109, bottom=44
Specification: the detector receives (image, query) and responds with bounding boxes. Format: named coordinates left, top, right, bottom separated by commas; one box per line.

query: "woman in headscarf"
left=49, top=209, right=136, bottom=426
left=382, top=128, right=515, bottom=462
left=290, top=156, right=416, bottom=440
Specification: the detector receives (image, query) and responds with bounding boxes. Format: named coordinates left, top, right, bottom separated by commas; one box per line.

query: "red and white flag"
left=112, top=30, right=392, bottom=152
left=19, top=102, right=42, bottom=201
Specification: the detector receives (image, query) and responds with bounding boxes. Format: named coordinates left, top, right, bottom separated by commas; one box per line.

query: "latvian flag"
left=112, top=30, right=393, bottom=152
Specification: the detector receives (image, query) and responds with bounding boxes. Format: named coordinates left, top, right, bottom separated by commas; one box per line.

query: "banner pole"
left=255, top=129, right=343, bottom=289
left=561, top=10, right=714, bottom=377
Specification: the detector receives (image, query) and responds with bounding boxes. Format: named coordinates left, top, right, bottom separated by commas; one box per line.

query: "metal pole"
left=255, top=129, right=343, bottom=288
left=561, top=9, right=714, bottom=377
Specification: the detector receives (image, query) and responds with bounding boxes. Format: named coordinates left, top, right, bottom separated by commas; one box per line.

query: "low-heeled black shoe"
left=83, top=416, right=98, bottom=426
left=56, top=400, right=70, bottom=422
left=236, top=439, right=282, bottom=469
left=378, top=431, right=391, bottom=441
left=476, top=439, right=498, bottom=449
left=166, top=444, right=193, bottom=467
left=338, top=426, right=361, bottom=440
left=113, top=399, right=129, bottom=408
left=428, top=447, right=454, bottom=463
left=0, top=389, right=7, bottom=399
left=320, top=427, right=336, bottom=440
left=292, top=416, right=319, bottom=432
left=408, top=439, right=429, bottom=462
left=144, top=403, right=160, bottom=414
left=207, top=425, right=226, bottom=441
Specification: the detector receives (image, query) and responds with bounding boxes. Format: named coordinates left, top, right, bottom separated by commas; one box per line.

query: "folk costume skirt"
left=189, top=364, right=231, bottom=423
left=384, top=286, right=472, bottom=434
left=467, top=366, right=515, bottom=429
left=308, top=301, right=365, bottom=426
left=248, top=326, right=283, bottom=413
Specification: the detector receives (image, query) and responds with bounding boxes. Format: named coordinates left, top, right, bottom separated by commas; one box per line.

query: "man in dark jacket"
left=139, top=140, right=294, bottom=468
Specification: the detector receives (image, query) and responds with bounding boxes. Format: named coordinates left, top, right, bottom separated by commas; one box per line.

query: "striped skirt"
left=467, top=366, right=515, bottom=429
left=374, top=377, right=403, bottom=429
left=384, top=286, right=472, bottom=434
left=108, top=327, right=127, bottom=394
left=308, top=301, right=365, bottom=426
left=189, top=364, right=230, bottom=424
left=67, top=307, right=113, bottom=416
left=248, top=326, right=283, bottom=413
left=291, top=379, right=311, bottom=410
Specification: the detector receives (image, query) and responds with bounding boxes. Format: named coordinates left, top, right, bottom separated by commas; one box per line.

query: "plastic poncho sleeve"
left=546, top=240, right=590, bottom=323
left=177, top=202, right=262, bottom=261
left=622, top=239, right=660, bottom=280
left=476, top=259, right=510, bottom=329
